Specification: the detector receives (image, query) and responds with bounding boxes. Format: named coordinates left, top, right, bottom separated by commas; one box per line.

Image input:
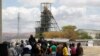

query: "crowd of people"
left=4, top=35, right=83, bottom=56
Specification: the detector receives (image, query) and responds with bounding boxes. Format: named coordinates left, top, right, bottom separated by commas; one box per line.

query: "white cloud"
left=59, top=0, right=86, bottom=7
left=67, top=0, right=99, bottom=8
left=18, top=0, right=87, bottom=7
left=76, top=14, right=100, bottom=30
left=3, top=0, right=100, bottom=33
left=18, top=7, right=40, bottom=21
left=18, top=0, right=55, bottom=7
left=87, top=0, right=100, bottom=7
left=2, top=7, right=40, bottom=33
left=50, top=5, right=87, bottom=30
left=52, top=5, right=86, bottom=20
left=52, top=5, right=100, bottom=30
left=3, top=6, right=86, bottom=33
left=3, top=7, right=18, bottom=20
left=86, top=15, right=100, bottom=23
left=17, top=0, right=99, bottom=8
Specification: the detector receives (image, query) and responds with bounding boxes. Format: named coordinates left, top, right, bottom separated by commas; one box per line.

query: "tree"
left=95, top=34, right=100, bottom=39
left=62, top=25, right=76, bottom=31
left=62, top=25, right=78, bottom=41
left=43, top=31, right=64, bottom=38
left=78, top=32, right=92, bottom=39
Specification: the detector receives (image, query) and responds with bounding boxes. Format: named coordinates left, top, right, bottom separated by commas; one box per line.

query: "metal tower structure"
left=35, top=2, right=60, bottom=35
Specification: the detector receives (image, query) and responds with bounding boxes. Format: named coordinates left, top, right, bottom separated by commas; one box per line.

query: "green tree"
left=62, top=25, right=78, bottom=41
left=95, top=34, right=100, bottom=39
left=62, top=25, right=76, bottom=31
left=78, top=32, right=92, bottom=39
left=43, top=31, right=64, bottom=38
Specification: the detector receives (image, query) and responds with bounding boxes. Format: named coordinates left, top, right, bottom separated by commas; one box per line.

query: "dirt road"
left=83, top=46, right=100, bottom=56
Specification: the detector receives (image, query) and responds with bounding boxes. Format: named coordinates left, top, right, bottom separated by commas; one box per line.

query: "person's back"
left=71, top=47, right=76, bottom=56
left=67, top=47, right=71, bottom=56
left=31, top=43, right=38, bottom=56
left=15, top=44, right=23, bottom=56
left=0, top=42, right=9, bottom=56
left=76, top=47, right=83, bottom=56
left=62, top=43, right=68, bottom=56
left=76, top=43, right=83, bottom=56
left=8, top=47, right=18, bottom=56
left=70, top=43, right=76, bottom=56
left=22, top=47, right=31, bottom=56
left=56, top=44, right=63, bottom=56
left=29, top=35, right=36, bottom=46
left=51, top=45, right=57, bottom=52
left=50, top=44, right=57, bottom=56
left=63, top=47, right=68, bottom=56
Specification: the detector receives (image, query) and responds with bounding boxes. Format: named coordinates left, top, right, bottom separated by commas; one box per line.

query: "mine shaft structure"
left=35, top=3, right=60, bottom=36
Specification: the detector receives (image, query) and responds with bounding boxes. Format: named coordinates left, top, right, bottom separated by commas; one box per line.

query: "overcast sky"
left=2, top=0, right=100, bottom=33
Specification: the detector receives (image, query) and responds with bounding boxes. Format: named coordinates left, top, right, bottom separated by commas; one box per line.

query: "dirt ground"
left=83, top=46, right=100, bottom=56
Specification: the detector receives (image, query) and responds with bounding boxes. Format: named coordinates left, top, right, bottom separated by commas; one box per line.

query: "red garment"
left=71, top=47, right=76, bottom=55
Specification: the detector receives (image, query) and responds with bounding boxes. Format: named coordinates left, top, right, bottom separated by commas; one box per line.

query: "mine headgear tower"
left=35, top=2, right=60, bottom=36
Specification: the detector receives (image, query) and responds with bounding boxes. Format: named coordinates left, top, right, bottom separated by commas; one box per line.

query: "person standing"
left=50, top=42, right=57, bottom=56
left=67, top=44, right=71, bottom=56
left=62, top=43, right=68, bottom=56
left=70, top=43, right=76, bottom=56
left=21, top=42, right=32, bottom=56
left=28, top=35, right=36, bottom=56
left=29, top=35, right=36, bottom=46
left=76, top=43, right=83, bottom=56
left=8, top=43, right=18, bottom=56
left=56, top=43, right=63, bottom=56
left=15, top=43, right=23, bottom=56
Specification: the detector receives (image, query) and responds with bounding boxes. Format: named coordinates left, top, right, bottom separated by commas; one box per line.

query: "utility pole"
left=16, top=12, right=20, bottom=42
left=0, top=0, right=2, bottom=43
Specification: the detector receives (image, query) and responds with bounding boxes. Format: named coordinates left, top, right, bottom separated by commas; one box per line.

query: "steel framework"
left=35, top=2, right=60, bottom=36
